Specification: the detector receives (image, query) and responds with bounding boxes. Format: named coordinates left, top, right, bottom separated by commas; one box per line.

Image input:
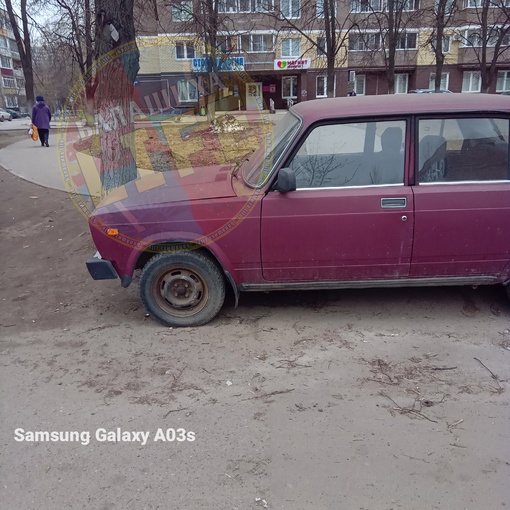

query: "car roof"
left=291, top=94, right=510, bottom=125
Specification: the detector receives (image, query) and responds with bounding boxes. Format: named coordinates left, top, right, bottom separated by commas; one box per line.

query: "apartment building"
left=134, top=0, right=510, bottom=112
left=0, top=9, right=26, bottom=113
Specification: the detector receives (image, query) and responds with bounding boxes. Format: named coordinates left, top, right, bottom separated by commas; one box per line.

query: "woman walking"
left=32, top=96, right=52, bottom=147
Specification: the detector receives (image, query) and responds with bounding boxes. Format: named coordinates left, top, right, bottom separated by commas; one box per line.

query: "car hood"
left=94, top=164, right=235, bottom=213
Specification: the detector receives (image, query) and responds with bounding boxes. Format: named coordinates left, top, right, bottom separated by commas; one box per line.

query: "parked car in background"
left=86, top=94, right=510, bottom=327
left=409, top=88, right=452, bottom=93
left=0, top=108, right=12, bottom=121
left=5, top=109, right=20, bottom=119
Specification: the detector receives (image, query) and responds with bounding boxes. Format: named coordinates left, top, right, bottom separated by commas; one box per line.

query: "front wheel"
left=139, top=250, right=226, bottom=327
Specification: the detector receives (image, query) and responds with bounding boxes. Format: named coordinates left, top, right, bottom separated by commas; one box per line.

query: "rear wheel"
left=139, top=250, right=226, bottom=327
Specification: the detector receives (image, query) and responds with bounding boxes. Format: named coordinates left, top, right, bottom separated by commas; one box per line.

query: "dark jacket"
left=32, top=101, right=52, bottom=130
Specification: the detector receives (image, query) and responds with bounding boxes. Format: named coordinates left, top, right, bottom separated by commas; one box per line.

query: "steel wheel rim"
left=153, top=266, right=209, bottom=318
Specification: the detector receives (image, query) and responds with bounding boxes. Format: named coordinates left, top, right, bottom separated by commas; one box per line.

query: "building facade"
left=0, top=9, right=26, bottom=113
left=134, top=0, right=510, bottom=113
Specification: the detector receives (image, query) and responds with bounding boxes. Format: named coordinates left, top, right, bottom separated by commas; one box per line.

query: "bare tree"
left=453, top=0, right=510, bottom=92
left=3, top=0, right=35, bottom=106
left=264, top=0, right=351, bottom=98
left=353, top=0, right=422, bottom=93
left=94, top=0, right=140, bottom=191
left=425, top=0, right=459, bottom=92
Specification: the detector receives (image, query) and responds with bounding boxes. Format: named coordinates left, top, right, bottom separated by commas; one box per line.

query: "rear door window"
left=417, top=117, right=510, bottom=183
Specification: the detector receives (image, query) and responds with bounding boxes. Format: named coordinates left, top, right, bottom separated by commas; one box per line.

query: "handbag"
left=30, top=125, right=39, bottom=141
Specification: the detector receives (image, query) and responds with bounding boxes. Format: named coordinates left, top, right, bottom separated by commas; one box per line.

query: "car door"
left=260, top=119, right=414, bottom=282
left=411, top=115, right=510, bottom=278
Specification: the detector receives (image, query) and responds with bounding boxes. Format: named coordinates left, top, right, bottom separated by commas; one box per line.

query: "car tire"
left=139, top=250, right=226, bottom=327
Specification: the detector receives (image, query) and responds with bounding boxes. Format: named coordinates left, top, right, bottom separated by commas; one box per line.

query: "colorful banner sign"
left=274, top=59, right=311, bottom=70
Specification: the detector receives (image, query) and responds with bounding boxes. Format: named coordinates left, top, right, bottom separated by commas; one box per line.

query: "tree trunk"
left=4, top=0, right=35, bottom=108
left=94, top=0, right=140, bottom=193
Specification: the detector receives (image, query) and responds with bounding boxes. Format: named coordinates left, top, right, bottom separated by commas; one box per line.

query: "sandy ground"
left=1, top=131, right=509, bottom=509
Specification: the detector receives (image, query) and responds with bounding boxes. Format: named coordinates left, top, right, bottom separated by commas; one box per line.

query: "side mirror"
left=275, top=167, right=296, bottom=193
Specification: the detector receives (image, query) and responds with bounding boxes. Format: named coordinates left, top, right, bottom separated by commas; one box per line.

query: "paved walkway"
left=0, top=111, right=286, bottom=195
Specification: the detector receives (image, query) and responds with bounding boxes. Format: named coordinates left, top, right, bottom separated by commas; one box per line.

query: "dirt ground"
left=1, top=130, right=509, bottom=510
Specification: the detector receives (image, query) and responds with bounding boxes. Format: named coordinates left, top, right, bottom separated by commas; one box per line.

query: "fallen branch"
left=474, top=357, right=504, bottom=392
left=380, top=392, right=438, bottom=423
left=163, top=407, right=188, bottom=418
left=241, top=389, right=294, bottom=401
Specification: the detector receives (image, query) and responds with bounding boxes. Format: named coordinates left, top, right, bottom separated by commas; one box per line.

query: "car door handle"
left=381, top=197, right=407, bottom=209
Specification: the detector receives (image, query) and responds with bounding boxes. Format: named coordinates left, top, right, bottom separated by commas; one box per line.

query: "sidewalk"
left=0, top=111, right=287, bottom=195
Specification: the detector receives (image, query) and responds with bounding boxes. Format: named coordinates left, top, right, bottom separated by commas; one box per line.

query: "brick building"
left=133, top=0, right=510, bottom=113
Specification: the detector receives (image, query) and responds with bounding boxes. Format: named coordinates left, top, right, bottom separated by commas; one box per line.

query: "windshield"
left=241, top=111, right=302, bottom=188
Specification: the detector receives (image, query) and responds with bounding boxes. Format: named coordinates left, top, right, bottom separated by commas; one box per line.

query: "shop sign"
left=192, top=57, right=245, bottom=73
left=274, top=59, right=311, bottom=70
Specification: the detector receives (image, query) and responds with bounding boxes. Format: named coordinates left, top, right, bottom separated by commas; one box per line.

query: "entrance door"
left=246, top=82, right=262, bottom=111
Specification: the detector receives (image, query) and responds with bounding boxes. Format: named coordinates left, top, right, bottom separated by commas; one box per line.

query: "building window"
left=316, top=0, right=324, bottom=16
left=395, top=74, right=408, bottom=94
left=0, top=55, right=12, bottom=68
left=496, top=71, right=510, bottom=92
left=239, top=0, right=273, bottom=11
left=0, top=36, right=7, bottom=49
left=397, top=31, right=417, bottom=50
left=349, top=33, right=381, bottom=51
left=172, top=1, right=193, bottom=21
left=177, top=79, right=198, bottom=102
left=217, top=36, right=233, bottom=54
left=462, top=71, right=481, bottom=92
left=281, top=0, right=300, bottom=18
left=281, top=38, right=300, bottom=57
left=282, top=76, right=298, bottom=98
left=350, top=0, right=383, bottom=12
left=354, top=74, right=366, bottom=95
left=431, top=36, right=450, bottom=53
left=241, top=34, right=274, bottom=52
left=401, top=0, right=419, bottom=10
left=316, top=76, right=327, bottom=97
left=464, top=0, right=483, bottom=7
left=317, top=37, right=327, bottom=56
left=176, top=42, right=195, bottom=59
left=2, top=76, right=15, bottom=87
left=5, top=96, right=18, bottom=107
left=429, top=72, right=450, bottom=89
left=219, top=0, right=237, bottom=12
left=16, top=77, right=24, bottom=88
left=462, top=29, right=482, bottom=47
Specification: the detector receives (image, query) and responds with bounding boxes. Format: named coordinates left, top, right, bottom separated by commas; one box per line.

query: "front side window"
left=281, top=38, right=300, bottom=57
left=289, top=120, right=406, bottom=188
left=176, top=42, right=195, bottom=59
left=282, top=75, right=298, bottom=98
left=281, top=0, right=301, bottom=17
left=496, top=70, right=510, bottom=92
left=418, top=117, right=509, bottom=183
left=462, top=71, right=481, bottom=92
left=177, top=79, right=198, bottom=102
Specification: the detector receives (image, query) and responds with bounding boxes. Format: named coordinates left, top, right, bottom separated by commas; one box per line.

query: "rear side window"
left=289, top=120, right=406, bottom=189
left=418, top=117, right=510, bottom=183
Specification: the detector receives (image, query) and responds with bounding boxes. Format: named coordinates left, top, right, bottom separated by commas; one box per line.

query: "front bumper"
left=86, top=251, right=118, bottom=281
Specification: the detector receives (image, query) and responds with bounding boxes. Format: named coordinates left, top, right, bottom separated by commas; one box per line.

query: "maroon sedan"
left=87, top=94, right=510, bottom=326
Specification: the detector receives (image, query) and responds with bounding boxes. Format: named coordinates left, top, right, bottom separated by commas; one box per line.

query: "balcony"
left=13, top=68, right=24, bottom=77
left=348, top=50, right=418, bottom=70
